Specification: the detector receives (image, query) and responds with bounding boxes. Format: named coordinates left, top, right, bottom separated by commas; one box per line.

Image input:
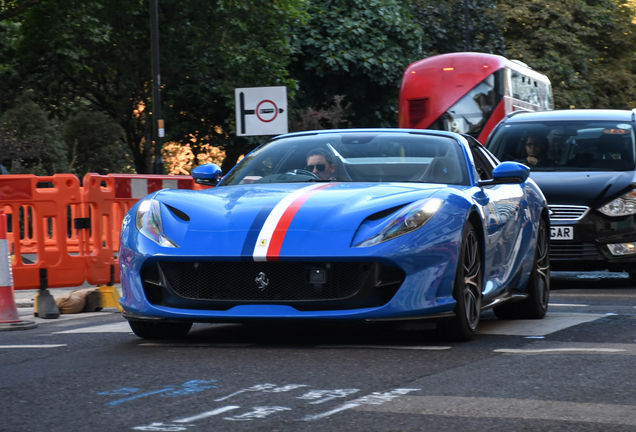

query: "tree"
left=4, top=0, right=307, bottom=174
left=498, top=0, right=636, bottom=109
left=289, top=0, right=423, bottom=129
left=0, top=93, right=67, bottom=174
left=61, top=111, right=135, bottom=178
left=410, top=0, right=506, bottom=57
left=0, top=0, right=44, bottom=21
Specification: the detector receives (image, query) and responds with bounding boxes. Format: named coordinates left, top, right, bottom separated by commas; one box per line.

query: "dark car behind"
left=485, top=109, right=636, bottom=283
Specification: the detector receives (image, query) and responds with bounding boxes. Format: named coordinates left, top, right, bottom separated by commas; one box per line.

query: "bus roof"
left=403, top=52, right=550, bottom=85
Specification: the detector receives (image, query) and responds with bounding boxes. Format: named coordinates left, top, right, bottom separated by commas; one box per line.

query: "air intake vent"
left=408, top=98, right=428, bottom=127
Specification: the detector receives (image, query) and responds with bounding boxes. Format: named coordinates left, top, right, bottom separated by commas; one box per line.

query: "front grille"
left=551, top=242, right=601, bottom=260
left=140, top=261, right=405, bottom=311
left=549, top=205, right=590, bottom=222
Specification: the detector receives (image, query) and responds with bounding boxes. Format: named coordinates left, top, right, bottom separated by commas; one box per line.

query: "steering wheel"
left=286, top=169, right=320, bottom=179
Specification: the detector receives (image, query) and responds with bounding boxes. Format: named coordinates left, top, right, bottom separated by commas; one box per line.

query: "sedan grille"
left=549, top=205, right=590, bottom=222
left=140, top=261, right=405, bottom=311
left=550, top=242, right=601, bottom=260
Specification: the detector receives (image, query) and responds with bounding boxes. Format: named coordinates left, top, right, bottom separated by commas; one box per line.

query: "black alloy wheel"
left=128, top=320, right=193, bottom=339
left=494, top=217, right=550, bottom=320
left=437, top=222, right=482, bottom=341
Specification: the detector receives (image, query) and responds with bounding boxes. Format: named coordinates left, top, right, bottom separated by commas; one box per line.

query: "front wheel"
left=128, top=320, right=193, bottom=340
left=437, top=222, right=482, bottom=341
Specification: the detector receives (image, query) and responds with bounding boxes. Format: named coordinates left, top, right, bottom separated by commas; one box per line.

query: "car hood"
left=530, top=171, right=636, bottom=207
left=157, top=182, right=444, bottom=234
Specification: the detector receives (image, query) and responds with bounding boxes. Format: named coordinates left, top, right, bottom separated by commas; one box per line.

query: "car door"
left=468, top=138, right=529, bottom=300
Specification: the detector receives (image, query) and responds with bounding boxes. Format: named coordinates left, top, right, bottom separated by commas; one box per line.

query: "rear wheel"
left=494, top=218, right=550, bottom=320
left=437, top=223, right=482, bottom=341
left=128, top=320, right=192, bottom=340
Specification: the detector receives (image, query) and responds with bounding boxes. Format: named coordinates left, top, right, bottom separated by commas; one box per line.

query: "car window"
left=487, top=121, right=636, bottom=171
left=220, top=132, right=470, bottom=185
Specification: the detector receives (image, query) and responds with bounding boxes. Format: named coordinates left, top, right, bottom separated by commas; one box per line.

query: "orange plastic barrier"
left=81, top=173, right=205, bottom=285
left=0, top=173, right=207, bottom=290
left=0, top=174, right=86, bottom=289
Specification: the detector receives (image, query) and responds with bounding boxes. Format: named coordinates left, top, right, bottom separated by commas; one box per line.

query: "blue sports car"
left=119, top=129, right=550, bottom=341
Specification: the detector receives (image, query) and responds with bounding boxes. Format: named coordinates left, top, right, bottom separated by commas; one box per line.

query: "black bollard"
left=34, top=269, right=59, bottom=319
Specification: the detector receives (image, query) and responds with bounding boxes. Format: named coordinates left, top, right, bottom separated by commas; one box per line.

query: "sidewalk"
left=13, top=282, right=122, bottom=308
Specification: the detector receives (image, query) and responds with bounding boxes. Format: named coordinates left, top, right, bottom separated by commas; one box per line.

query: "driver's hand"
left=526, top=157, right=538, bottom=166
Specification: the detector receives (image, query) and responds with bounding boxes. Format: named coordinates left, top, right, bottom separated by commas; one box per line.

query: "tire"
left=437, top=222, right=482, bottom=341
left=493, top=217, right=550, bottom=320
left=128, top=320, right=192, bottom=340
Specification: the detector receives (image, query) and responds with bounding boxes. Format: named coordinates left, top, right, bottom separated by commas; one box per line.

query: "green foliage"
left=498, top=0, right=636, bottom=109
left=411, top=0, right=506, bottom=56
left=62, top=111, right=135, bottom=178
left=5, top=0, right=307, bottom=174
left=0, top=93, right=67, bottom=174
left=289, top=0, right=423, bottom=128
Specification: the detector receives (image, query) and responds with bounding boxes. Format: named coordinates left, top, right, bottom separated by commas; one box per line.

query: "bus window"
left=510, top=70, right=541, bottom=106
left=428, top=70, right=504, bottom=137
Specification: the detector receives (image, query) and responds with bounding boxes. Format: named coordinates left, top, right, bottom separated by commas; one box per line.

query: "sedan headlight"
left=135, top=199, right=178, bottom=247
left=598, top=190, right=636, bottom=217
left=353, top=198, right=444, bottom=247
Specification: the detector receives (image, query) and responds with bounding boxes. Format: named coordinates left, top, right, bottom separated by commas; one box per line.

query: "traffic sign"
left=235, top=86, right=288, bottom=136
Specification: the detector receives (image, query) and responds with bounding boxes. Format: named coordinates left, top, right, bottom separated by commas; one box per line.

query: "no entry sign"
left=235, top=86, right=288, bottom=136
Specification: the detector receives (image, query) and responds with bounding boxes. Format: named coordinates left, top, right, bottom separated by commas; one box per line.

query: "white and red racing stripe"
left=253, top=183, right=335, bottom=261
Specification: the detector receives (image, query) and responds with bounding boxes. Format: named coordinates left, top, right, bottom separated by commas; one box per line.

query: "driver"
left=524, top=135, right=558, bottom=167
left=306, top=148, right=336, bottom=180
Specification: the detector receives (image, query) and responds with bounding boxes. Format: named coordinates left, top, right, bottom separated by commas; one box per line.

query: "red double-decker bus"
left=398, top=52, right=553, bottom=143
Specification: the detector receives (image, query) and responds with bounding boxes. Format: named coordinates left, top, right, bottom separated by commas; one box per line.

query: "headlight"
left=135, top=199, right=178, bottom=247
left=353, top=198, right=444, bottom=247
left=598, top=190, right=636, bottom=217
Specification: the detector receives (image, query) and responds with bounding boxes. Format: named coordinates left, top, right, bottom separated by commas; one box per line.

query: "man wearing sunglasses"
left=306, top=148, right=336, bottom=180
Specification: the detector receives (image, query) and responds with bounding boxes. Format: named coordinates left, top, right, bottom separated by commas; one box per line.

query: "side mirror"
left=191, top=163, right=223, bottom=186
left=478, top=161, right=530, bottom=187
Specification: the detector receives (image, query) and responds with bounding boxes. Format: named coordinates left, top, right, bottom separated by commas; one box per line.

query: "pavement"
left=5, top=282, right=123, bottom=327
left=12, top=281, right=122, bottom=307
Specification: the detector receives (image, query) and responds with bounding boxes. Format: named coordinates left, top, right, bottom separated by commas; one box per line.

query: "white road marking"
left=552, top=293, right=635, bottom=298
left=215, top=384, right=277, bottom=402
left=0, top=344, right=67, bottom=349
left=302, top=403, right=360, bottom=421
left=303, top=388, right=420, bottom=421
left=298, top=389, right=360, bottom=404
left=477, top=312, right=604, bottom=336
left=54, top=322, right=131, bottom=333
left=139, top=343, right=255, bottom=347
left=316, top=345, right=451, bottom=350
left=355, top=395, right=636, bottom=426
left=549, top=303, right=588, bottom=307
left=495, top=348, right=626, bottom=354
left=174, top=406, right=240, bottom=423
left=224, top=406, right=291, bottom=421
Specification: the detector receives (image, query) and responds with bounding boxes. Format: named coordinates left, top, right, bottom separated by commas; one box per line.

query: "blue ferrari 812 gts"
left=119, top=129, right=550, bottom=341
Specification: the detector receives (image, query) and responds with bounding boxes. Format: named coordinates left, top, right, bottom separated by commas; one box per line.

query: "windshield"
left=220, top=132, right=469, bottom=186
left=487, top=121, right=636, bottom=171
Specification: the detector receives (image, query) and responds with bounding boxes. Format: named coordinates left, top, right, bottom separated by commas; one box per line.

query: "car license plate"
left=551, top=226, right=574, bottom=240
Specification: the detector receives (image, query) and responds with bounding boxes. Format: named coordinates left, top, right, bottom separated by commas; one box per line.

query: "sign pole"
left=150, top=0, right=164, bottom=174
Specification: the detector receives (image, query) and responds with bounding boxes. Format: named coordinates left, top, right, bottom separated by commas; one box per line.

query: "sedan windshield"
left=221, top=132, right=469, bottom=186
left=487, top=121, right=636, bottom=171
